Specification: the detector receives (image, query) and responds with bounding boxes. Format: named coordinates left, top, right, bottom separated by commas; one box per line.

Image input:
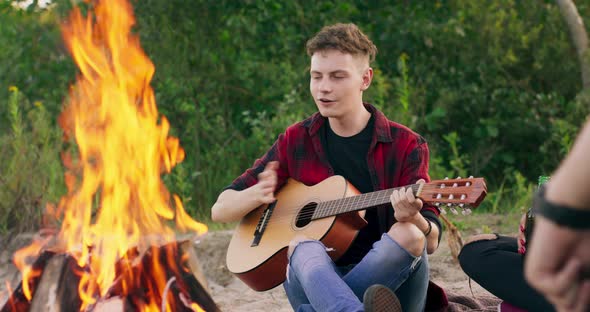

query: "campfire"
left=2, top=0, right=216, bottom=311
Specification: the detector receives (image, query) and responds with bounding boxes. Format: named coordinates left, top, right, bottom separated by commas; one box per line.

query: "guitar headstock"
left=419, top=177, right=487, bottom=215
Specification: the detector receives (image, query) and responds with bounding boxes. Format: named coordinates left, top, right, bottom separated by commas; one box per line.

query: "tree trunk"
left=556, top=0, right=590, bottom=90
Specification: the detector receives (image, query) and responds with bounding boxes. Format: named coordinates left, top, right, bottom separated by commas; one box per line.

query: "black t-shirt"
left=322, top=114, right=381, bottom=265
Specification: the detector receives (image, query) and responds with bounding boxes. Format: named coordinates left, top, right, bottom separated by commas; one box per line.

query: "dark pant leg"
left=458, top=235, right=555, bottom=312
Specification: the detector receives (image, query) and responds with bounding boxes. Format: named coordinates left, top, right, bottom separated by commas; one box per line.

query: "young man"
left=212, top=23, right=443, bottom=312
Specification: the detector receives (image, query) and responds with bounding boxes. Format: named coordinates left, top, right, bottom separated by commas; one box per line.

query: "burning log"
left=1, top=240, right=219, bottom=312
left=4, top=0, right=214, bottom=310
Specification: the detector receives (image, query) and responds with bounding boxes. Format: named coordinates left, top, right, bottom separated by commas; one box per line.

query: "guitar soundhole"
left=295, top=202, right=318, bottom=228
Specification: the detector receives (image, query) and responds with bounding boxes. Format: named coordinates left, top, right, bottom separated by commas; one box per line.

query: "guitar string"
left=265, top=185, right=419, bottom=224
left=259, top=185, right=476, bottom=236
left=264, top=184, right=475, bottom=224
left=254, top=184, right=475, bottom=226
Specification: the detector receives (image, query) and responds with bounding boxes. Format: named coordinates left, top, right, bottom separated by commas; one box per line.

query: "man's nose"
left=318, top=79, right=332, bottom=93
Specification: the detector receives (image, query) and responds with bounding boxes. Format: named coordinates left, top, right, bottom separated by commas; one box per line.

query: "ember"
left=2, top=0, right=214, bottom=311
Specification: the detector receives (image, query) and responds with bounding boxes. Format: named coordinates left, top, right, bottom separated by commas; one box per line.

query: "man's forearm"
left=546, top=120, right=590, bottom=211
left=211, top=188, right=264, bottom=223
left=410, top=213, right=439, bottom=254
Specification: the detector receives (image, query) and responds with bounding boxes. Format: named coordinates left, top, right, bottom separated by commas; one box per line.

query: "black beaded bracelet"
left=533, top=185, right=590, bottom=230
left=423, top=220, right=432, bottom=236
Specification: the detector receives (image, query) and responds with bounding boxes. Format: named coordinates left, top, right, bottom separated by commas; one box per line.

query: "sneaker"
left=498, top=301, right=528, bottom=312
left=363, top=284, right=402, bottom=312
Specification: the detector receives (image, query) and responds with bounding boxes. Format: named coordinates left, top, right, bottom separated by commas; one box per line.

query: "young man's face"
left=309, top=49, right=372, bottom=119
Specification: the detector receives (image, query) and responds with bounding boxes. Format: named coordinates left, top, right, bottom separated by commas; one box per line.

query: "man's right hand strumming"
left=252, top=161, right=279, bottom=205
left=211, top=161, right=279, bottom=223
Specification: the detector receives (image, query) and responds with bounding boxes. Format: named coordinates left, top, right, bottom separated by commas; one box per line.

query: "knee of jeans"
left=386, top=222, right=425, bottom=257
left=288, top=239, right=325, bottom=261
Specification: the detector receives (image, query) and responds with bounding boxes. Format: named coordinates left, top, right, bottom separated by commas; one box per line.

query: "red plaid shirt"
left=227, top=103, right=440, bottom=224
left=226, top=103, right=448, bottom=310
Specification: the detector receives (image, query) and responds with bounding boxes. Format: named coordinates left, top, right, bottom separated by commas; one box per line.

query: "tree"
left=556, top=0, right=590, bottom=89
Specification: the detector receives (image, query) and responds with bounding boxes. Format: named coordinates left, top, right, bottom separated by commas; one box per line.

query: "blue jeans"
left=284, top=234, right=429, bottom=312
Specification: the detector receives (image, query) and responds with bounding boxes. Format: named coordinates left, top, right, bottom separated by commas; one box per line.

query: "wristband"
left=533, top=185, right=590, bottom=230
left=423, top=220, right=432, bottom=236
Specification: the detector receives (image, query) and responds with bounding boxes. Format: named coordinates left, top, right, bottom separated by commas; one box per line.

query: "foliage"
left=1, top=0, right=589, bottom=231
left=0, top=87, right=64, bottom=233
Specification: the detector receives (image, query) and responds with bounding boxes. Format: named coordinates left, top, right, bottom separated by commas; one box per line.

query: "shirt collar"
left=306, top=103, right=393, bottom=143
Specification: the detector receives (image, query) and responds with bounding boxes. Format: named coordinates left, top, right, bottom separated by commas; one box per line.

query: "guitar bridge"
left=251, top=200, right=276, bottom=247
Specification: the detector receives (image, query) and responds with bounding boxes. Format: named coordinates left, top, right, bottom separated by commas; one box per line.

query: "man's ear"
left=361, top=67, right=373, bottom=91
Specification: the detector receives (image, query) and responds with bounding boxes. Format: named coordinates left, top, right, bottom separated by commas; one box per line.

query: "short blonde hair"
left=306, top=23, right=377, bottom=63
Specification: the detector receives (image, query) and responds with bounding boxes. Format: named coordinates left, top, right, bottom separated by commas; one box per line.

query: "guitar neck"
left=312, top=184, right=422, bottom=220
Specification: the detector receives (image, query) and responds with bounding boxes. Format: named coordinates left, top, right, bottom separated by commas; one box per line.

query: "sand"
left=0, top=230, right=497, bottom=311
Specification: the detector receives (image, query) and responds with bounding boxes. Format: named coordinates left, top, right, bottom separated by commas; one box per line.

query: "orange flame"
left=15, top=0, right=207, bottom=310
left=12, top=240, right=45, bottom=300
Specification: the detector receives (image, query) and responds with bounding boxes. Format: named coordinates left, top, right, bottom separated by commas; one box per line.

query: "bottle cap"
left=538, top=175, right=550, bottom=187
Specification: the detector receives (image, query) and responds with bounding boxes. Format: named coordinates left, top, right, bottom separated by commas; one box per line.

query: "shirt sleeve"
left=400, top=136, right=443, bottom=242
left=223, top=131, right=290, bottom=192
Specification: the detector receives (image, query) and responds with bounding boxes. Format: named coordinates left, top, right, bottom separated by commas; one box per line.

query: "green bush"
left=1, top=0, right=589, bottom=231
left=0, top=86, right=64, bottom=233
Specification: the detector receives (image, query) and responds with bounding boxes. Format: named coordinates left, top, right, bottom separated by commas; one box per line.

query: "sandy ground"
left=0, top=230, right=497, bottom=311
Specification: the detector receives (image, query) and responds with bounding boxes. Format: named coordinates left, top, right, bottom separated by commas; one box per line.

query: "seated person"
left=458, top=211, right=555, bottom=311
left=211, top=23, right=444, bottom=312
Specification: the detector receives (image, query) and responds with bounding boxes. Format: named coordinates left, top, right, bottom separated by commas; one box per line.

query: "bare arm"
left=525, top=120, right=590, bottom=312
left=211, top=161, right=278, bottom=223
left=409, top=212, right=440, bottom=254
left=546, top=120, right=590, bottom=210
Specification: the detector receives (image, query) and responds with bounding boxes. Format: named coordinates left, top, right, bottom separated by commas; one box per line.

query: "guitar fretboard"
left=311, top=184, right=421, bottom=219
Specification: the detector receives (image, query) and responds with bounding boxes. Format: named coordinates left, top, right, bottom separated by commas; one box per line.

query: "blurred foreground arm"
left=525, top=120, right=590, bottom=312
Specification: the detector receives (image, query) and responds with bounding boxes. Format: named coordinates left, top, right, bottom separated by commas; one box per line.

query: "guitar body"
left=226, top=176, right=368, bottom=291
left=226, top=175, right=488, bottom=292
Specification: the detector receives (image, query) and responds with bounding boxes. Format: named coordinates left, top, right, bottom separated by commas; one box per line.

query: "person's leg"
left=284, top=240, right=364, bottom=312
left=392, top=247, right=429, bottom=312
left=458, top=234, right=555, bottom=312
left=341, top=233, right=429, bottom=312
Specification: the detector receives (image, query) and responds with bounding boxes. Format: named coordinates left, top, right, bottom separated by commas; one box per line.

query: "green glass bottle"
left=524, top=175, right=550, bottom=244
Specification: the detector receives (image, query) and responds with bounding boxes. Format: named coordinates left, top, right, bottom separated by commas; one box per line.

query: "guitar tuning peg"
left=440, top=207, right=447, bottom=214
left=452, top=182, right=458, bottom=187
left=436, top=194, right=442, bottom=200
left=434, top=202, right=440, bottom=207
left=462, top=208, right=472, bottom=215
left=469, top=175, right=474, bottom=178
left=450, top=207, right=458, bottom=215
left=456, top=176, right=462, bottom=179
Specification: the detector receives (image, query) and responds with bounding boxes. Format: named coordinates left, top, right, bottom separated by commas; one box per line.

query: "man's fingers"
left=404, top=187, right=415, bottom=203
left=404, top=186, right=422, bottom=209
left=390, top=189, right=400, bottom=206
left=554, top=258, right=583, bottom=297
left=266, top=161, right=279, bottom=171
left=551, top=258, right=582, bottom=310
left=572, top=280, right=590, bottom=312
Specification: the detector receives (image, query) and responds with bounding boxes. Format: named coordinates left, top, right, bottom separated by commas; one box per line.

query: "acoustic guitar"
left=226, top=175, right=487, bottom=291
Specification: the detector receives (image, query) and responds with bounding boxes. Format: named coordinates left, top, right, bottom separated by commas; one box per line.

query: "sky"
left=13, top=0, right=52, bottom=9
